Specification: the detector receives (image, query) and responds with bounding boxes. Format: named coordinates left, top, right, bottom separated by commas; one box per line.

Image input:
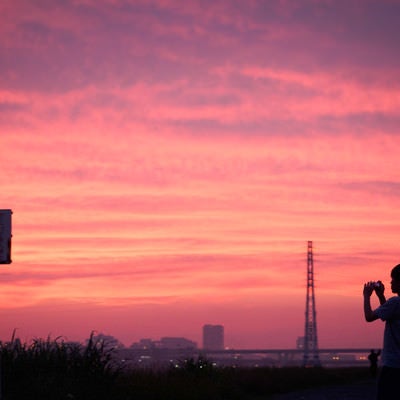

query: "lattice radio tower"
left=303, top=241, right=321, bottom=367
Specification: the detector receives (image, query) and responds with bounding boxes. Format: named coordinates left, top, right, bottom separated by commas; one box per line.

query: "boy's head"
left=390, top=264, right=400, bottom=294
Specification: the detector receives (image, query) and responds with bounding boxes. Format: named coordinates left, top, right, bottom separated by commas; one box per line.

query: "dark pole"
left=0, top=209, right=13, bottom=400
left=303, top=241, right=321, bottom=367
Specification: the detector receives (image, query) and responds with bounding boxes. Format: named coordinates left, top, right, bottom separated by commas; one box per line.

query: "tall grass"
left=0, top=332, right=119, bottom=400
left=0, top=334, right=372, bottom=400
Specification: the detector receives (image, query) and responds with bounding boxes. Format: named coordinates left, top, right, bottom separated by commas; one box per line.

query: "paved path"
left=269, top=379, right=377, bottom=400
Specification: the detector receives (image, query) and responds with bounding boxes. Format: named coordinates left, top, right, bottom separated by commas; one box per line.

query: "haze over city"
left=1, top=0, right=399, bottom=350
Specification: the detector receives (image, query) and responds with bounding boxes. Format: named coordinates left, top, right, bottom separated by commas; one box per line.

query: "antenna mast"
left=303, top=241, right=320, bottom=367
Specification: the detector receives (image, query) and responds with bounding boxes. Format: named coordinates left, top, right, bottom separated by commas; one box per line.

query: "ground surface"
left=269, top=379, right=377, bottom=400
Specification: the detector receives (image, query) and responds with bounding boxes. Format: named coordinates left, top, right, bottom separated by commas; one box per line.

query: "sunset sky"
left=1, top=0, right=399, bottom=349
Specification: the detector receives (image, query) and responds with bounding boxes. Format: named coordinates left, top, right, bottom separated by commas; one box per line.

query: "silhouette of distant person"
left=364, top=263, right=400, bottom=399
left=368, top=349, right=381, bottom=377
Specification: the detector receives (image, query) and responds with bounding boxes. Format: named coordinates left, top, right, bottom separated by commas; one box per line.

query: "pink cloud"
left=0, top=0, right=399, bottom=348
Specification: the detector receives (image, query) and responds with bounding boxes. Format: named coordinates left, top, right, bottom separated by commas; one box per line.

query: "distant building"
left=130, top=338, right=155, bottom=350
left=203, top=324, right=224, bottom=350
left=159, top=337, right=197, bottom=350
left=297, top=336, right=305, bottom=350
left=130, top=337, right=197, bottom=350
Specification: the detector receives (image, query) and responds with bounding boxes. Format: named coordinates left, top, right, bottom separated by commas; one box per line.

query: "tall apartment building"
left=202, top=324, right=224, bottom=350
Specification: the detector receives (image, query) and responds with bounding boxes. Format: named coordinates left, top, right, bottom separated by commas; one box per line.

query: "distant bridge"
left=202, top=348, right=375, bottom=355
left=119, top=347, right=376, bottom=368
left=198, top=348, right=375, bottom=367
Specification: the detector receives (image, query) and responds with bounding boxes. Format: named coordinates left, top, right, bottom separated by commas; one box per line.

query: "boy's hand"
left=374, top=280, right=385, bottom=297
left=363, top=282, right=375, bottom=297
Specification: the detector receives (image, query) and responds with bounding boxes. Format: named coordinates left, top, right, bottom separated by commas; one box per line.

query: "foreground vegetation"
left=0, top=335, right=372, bottom=400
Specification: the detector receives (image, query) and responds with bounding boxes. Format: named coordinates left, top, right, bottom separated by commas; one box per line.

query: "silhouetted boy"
left=364, top=264, right=400, bottom=399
